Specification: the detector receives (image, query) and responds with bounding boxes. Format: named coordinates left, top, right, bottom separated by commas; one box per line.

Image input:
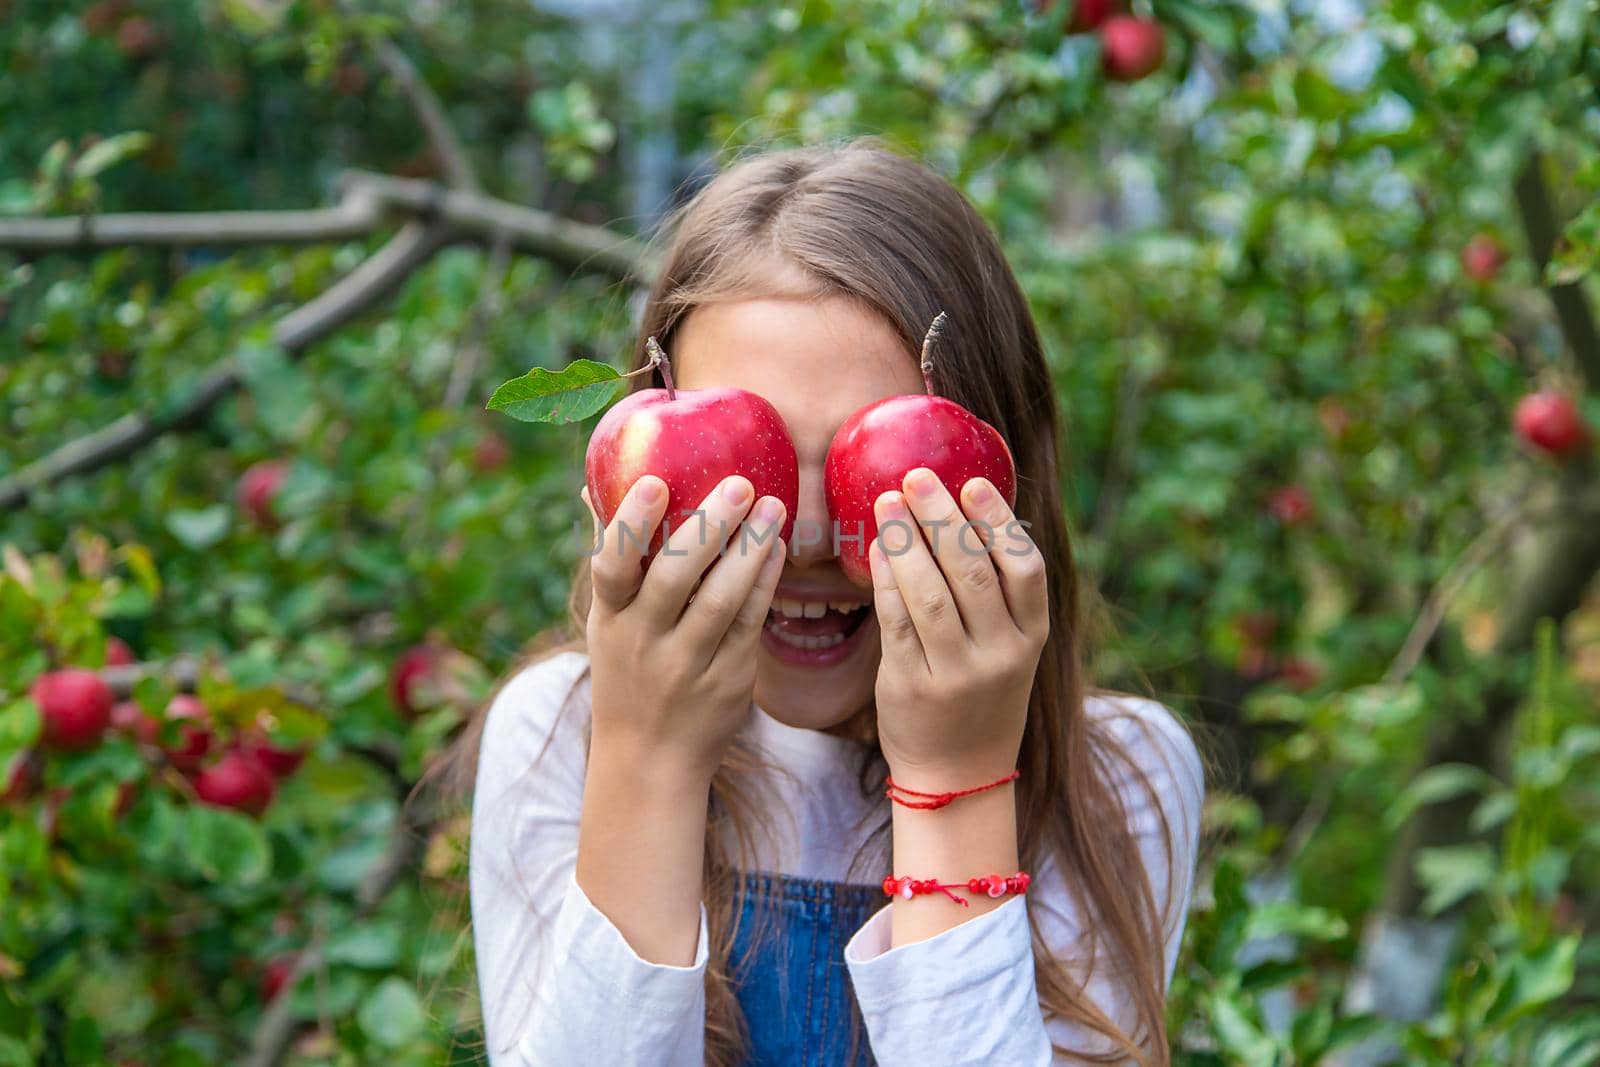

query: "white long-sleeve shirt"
left=470, top=650, right=1204, bottom=1065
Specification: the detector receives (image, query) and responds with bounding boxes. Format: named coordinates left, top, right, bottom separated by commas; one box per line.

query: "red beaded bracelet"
left=884, top=769, right=1020, bottom=810
left=882, top=871, right=1032, bottom=907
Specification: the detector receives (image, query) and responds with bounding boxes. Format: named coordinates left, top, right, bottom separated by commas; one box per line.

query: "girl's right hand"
left=584, top=473, right=788, bottom=784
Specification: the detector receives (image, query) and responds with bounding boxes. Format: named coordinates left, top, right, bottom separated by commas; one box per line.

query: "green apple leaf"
left=486, top=359, right=623, bottom=423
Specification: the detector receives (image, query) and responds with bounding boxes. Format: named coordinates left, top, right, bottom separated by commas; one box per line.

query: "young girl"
left=467, top=139, right=1204, bottom=1066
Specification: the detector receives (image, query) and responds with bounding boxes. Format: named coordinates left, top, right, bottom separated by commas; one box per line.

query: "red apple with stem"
left=194, top=748, right=276, bottom=815
left=585, top=337, right=800, bottom=557
left=1100, top=16, right=1166, bottom=81
left=1514, top=390, right=1588, bottom=458
left=237, top=460, right=289, bottom=528
left=31, top=669, right=114, bottom=751
left=824, top=313, right=1018, bottom=588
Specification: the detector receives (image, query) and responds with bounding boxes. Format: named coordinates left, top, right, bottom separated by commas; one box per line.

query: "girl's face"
left=675, top=294, right=924, bottom=738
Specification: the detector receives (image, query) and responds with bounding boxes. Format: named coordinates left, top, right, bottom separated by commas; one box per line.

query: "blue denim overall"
left=730, top=871, right=883, bottom=1066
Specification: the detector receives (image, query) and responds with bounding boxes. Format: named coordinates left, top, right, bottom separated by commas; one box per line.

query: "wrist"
left=588, top=720, right=718, bottom=796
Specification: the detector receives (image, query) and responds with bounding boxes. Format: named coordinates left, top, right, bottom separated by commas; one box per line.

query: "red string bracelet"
left=884, top=769, right=1020, bottom=810
left=882, top=871, right=1032, bottom=907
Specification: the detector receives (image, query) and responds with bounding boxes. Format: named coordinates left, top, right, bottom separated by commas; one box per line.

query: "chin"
left=753, top=613, right=880, bottom=734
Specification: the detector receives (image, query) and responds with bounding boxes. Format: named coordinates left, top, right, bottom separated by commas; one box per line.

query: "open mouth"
left=762, top=596, right=874, bottom=665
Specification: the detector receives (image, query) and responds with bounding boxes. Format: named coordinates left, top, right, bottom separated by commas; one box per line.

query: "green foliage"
left=2, top=0, right=1599, bottom=1062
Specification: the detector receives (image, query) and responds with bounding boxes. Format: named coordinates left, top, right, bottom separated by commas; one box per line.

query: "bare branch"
left=0, top=223, right=451, bottom=510
left=372, top=39, right=478, bottom=192
left=0, top=190, right=382, bottom=251
left=0, top=171, right=655, bottom=282
left=337, top=171, right=656, bottom=283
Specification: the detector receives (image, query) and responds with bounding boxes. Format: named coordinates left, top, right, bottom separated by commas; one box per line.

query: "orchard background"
left=3, top=1, right=1599, bottom=1064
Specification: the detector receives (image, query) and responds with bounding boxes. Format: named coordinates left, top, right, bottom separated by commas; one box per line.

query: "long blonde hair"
left=452, top=138, right=1186, bottom=1065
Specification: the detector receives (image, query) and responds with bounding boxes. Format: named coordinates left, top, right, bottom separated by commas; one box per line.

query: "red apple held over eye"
left=1460, top=233, right=1504, bottom=283
left=585, top=338, right=800, bottom=557
left=237, top=460, right=289, bottom=529
left=1514, top=390, right=1588, bottom=458
left=824, top=314, right=1017, bottom=588
left=162, top=694, right=215, bottom=773
left=31, top=669, right=114, bottom=751
left=1100, top=16, right=1166, bottom=81
left=194, top=749, right=276, bottom=816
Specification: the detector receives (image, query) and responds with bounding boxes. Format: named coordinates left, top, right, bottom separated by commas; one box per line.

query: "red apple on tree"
left=242, top=713, right=308, bottom=778
left=390, top=644, right=441, bottom=718
left=237, top=460, right=289, bottom=528
left=105, top=636, right=136, bottom=666
left=1268, top=485, right=1314, bottom=526
left=3, top=751, right=41, bottom=805
left=1100, top=16, right=1166, bottom=81
left=584, top=339, right=800, bottom=557
left=194, top=748, right=276, bottom=815
left=111, top=699, right=159, bottom=746
left=31, top=669, right=114, bottom=751
left=260, top=953, right=299, bottom=1002
left=1460, top=233, right=1504, bottom=283
left=824, top=314, right=1018, bottom=588
left=162, top=694, right=215, bottom=773
left=472, top=429, right=512, bottom=473
left=1514, top=390, right=1588, bottom=458
left=1068, top=0, right=1117, bottom=33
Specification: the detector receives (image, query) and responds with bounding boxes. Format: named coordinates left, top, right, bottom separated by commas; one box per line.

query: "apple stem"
left=645, top=335, right=677, bottom=399
left=919, top=311, right=948, bottom=396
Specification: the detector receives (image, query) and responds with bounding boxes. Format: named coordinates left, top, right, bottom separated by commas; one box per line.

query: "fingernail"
left=723, top=478, right=752, bottom=505
left=968, top=479, right=996, bottom=505
left=637, top=478, right=663, bottom=504
left=906, top=468, right=939, bottom=499
left=754, top=497, right=783, bottom=525
left=876, top=491, right=907, bottom=519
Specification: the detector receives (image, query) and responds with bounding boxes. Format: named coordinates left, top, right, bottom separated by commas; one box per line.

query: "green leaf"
left=486, top=359, right=623, bottom=423
left=180, top=806, right=271, bottom=886
left=1386, top=763, right=1495, bottom=830
left=1415, top=844, right=1496, bottom=915
left=357, top=977, right=426, bottom=1047
left=72, top=132, right=152, bottom=181
left=1486, top=936, right=1579, bottom=1027
left=1245, top=903, right=1348, bottom=943
left=166, top=506, right=230, bottom=551
left=326, top=922, right=401, bottom=969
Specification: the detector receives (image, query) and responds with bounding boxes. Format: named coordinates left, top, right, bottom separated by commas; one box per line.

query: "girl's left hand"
left=868, top=467, right=1050, bottom=788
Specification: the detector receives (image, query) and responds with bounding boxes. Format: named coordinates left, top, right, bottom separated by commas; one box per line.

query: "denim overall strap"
left=730, top=871, right=884, bottom=1066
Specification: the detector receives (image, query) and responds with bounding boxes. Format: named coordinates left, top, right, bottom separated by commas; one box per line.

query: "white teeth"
left=770, top=597, right=869, bottom=620
left=764, top=625, right=848, bottom=650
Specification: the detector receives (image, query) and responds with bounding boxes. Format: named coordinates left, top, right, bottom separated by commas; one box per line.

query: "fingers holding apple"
left=587, top=475, right=670, bottom=611
left=680, top=495, right=787, bottom=660
left=867, top=472, right=1047, bottom=782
